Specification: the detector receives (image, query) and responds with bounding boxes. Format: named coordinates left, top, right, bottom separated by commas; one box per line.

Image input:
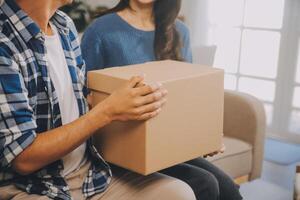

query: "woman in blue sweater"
left=81, top=0, right=243, bottom=199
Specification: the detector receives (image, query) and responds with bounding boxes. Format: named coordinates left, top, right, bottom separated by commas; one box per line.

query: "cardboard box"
left=88, top=60, right=224, bottom=175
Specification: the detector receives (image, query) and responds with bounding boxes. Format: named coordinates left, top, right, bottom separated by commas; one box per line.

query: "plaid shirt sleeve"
left=0, top=47, right=37, bottom=169
left=67, top=13, right=88, bottom=98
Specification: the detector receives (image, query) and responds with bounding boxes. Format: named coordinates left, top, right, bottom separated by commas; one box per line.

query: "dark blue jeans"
left=160, top=158, right=243, bottom=200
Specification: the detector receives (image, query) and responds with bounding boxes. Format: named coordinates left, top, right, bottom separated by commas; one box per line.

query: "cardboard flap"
left=88, top=60, right=224, bottom=94
left=90, top=60, right=224, bottom=175
left=88, top=72, right=128, bottom=94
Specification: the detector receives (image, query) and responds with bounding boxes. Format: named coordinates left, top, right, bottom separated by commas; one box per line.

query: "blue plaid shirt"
left=0, top=1, right=111, bottom=199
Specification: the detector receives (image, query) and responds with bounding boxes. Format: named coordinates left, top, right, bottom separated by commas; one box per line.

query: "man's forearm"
left=11, top=77, right=167, bottom=175
left=12, top=103, right=111, bottom=175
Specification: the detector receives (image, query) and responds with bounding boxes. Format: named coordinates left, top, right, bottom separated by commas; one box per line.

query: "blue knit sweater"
left=81, top=13, right=192, bottom=71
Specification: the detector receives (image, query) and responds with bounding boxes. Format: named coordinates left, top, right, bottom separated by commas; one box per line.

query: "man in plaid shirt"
left=0, top=0, right=174, bottom=199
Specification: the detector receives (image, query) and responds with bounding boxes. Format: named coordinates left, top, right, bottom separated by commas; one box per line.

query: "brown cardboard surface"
left=88, top=60, right=224, bottom=175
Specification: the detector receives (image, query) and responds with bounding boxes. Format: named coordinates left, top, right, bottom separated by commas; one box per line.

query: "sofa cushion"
left=207, top=137, right=253, bottom=179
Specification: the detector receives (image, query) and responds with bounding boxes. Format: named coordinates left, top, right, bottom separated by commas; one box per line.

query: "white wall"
left=180, top=0, right=210, bottom=46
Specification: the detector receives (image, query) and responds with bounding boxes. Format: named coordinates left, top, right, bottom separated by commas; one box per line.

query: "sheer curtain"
left=182, top=0, right=300, bottom=143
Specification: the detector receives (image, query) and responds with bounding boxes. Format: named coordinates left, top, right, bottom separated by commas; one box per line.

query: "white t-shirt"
left=45, top=24, right=87, bottom=177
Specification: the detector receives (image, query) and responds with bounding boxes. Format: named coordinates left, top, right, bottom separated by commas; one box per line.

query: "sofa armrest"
left=223, top=90, right=266, bottom=180
left=295, top=166, right=300, bottom=200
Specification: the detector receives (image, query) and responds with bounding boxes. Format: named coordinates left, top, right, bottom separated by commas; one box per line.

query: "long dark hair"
left=97, top=0, right=183, bottom=61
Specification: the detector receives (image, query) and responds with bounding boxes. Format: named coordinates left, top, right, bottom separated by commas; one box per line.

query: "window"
left=243, top=0, right=284, bottom=29
left=290, top=39, right=300, bottom=134
left=264, top=104, right=274, bottom=126
left=208, top=0, right=244, bottom=27
left=213, top=28, right=241, bottom=74
left=240, top=30, right=280, bottom=79
left=293, top=87, right=300, bottom=108
left=296, top=40, right=300, bottom=83
left=289, top=111, right=300, bottom=134
left=206, top=0, right=300, bottom=142
left=238, top=77, right=276, bottom=102
left=224, top=74, right=237, bottom=90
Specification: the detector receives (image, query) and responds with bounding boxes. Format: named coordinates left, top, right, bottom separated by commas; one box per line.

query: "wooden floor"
left=234, top=175, right=249, bottom=185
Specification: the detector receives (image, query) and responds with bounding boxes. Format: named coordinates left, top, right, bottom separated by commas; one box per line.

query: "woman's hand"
left=204, top=133, right=226, bottom=158
left=87, top=93, right=93, bottom=110
left=204, top=143, right=226, bottom=158
left=99, top=76, right=168, bottom=122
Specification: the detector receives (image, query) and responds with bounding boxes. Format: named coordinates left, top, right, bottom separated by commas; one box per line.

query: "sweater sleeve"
left=81, top=27, right=105, bottom=72
left=182, top=29, right=193, bottom=63
left=176, top=20, right=193, bottom=63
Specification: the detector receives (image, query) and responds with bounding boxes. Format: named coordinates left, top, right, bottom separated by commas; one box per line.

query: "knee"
left=133, top=174, right=196, bottom=200
left=159, top=179, right=196, bottom=200
left=206, top=174, right=220, bottom=198
left=199, top=172, right=220, bottom=200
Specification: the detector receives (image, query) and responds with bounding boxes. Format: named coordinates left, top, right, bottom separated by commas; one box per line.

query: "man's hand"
left=204, top=143, right=226, bottom=158
left=12, top=76, right=167, bottom=175
left=99, top=76, right=168, bottom=122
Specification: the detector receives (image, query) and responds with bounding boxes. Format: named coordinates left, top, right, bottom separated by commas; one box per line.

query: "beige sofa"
left=192, top=46, right=266, bottom=183
left=208, top=90, right=266, bottom=182
left=2, top=90, right=264, bottom=199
